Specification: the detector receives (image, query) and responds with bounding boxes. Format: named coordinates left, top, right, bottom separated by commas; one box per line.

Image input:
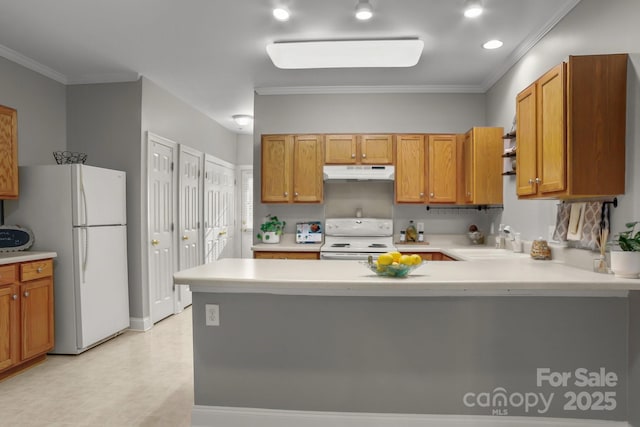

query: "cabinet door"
left=293, top=135, right=323, bottom=203
left=21, top=278, right=54, bottom=360
left=463, top=131, right=474, bottom=203
left=261, top=135, right=293, bottom=203
left=395, top=135, right=426, bottom=203
left=0, top=283, right=20, bottom=371
left=516, top=83, right=538, bottom=196
left=537, top=63, right=566, bottom=195
left=254, top=251, right=319, bottom=260
left=359, top=135, right=393, bottom=164
left=0, top=105, right=19, bottom=199
left=428, top=135, right=457, bottom=203
left=325, top=135, right=357, bottom=164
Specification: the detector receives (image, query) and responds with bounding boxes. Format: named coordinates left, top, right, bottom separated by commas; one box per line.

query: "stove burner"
left=368, top=243, right=388, bottom=248
left=331, top=243, right=351, bottom=248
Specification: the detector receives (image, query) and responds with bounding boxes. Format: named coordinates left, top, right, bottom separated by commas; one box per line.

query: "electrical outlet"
left=205, top=304, right=220, bottom=326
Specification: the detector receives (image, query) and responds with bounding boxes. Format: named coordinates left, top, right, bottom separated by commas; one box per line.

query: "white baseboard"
left=191, top=406, right=629, bottom=427
left=128, top=316, right=152, bottom=331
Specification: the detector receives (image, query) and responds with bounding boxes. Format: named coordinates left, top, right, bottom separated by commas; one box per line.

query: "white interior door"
left=239, top=166, right=253, bottom=258
left=204, top=155, right=235, bottom=262
left=178, top=145, right=203, bottom=309
left=147, top=133, right=178, bottom=324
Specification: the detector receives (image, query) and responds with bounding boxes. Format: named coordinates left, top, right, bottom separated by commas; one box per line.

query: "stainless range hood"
left=323, top=165, right=395, bottom=181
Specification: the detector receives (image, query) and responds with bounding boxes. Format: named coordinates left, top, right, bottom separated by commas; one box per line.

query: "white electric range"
left=320, top=218, right=396, bottom=260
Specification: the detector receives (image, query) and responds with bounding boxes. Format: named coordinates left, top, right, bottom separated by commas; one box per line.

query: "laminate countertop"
left=174, top=247, right=640, bottom=297
left=0, top=251, right=57, bottom=265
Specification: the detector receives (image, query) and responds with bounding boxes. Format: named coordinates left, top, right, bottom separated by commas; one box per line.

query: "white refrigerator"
left=6, top=164, right=130, bottom=354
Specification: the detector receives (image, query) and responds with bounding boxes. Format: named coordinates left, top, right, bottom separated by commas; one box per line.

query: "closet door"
left=204, top=155, right=236, bottom=263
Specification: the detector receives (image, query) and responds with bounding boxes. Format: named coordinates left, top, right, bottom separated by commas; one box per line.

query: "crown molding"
left=0, top=43, right=67, bottom=84
left=66, top=72, right=140, bottom=85
left=481, top=0, right=582, bottom=91
left=256, top=84, right=485, bottom=95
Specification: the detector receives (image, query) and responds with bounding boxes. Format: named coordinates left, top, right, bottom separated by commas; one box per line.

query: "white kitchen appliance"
left=323, top=165, right=394, bottom=181
left=320, top=218, right=395, bottom=260
left=6, top=164, right=129, bottom=354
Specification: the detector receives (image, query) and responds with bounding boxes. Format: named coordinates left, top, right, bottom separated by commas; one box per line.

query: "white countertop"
left=174, top=247, right=640, bottom=297
left=0, top=251, right=58, bottom=265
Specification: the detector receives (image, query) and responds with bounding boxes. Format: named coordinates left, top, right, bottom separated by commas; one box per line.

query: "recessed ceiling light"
left=463, top=0, right=483, bottom=18
left=232, top=115, right=253, bottom=126
left=266, top=39, right=424, bottom=69
left=355, top=0, right=373, bottom=20
left=483, top=39, right=503, bottom=50
left=273, top=7, right=290, bottom=21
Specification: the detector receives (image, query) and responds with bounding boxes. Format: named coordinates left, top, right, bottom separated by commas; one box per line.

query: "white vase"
left=610, top=251, right=640, bottom=279
left=261, top=231, right=281, bottom=244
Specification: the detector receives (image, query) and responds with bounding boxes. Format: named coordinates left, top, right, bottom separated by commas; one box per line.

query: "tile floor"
left=0, top=308, right=193, bottom=427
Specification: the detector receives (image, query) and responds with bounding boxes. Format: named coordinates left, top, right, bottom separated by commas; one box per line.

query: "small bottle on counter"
left=406, top=220, right=417, bottom=242
left=400, top=230, right=406, bottom=242
left=418, top=230, right=424, bottom=242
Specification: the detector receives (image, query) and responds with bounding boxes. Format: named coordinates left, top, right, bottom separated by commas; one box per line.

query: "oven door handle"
left=320, top=252, right=378, bottom=261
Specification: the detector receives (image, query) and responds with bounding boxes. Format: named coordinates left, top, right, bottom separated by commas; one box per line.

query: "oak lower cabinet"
left=395, top=134, right=458, bottom=204
left=463, top=127, right=503, bottom=204
left=0, top=105, right=19, bottom=199
left=399, top=252, right=456, bottom=261
left=261, top=134, right=323, bottom=203
left=0, top=259, right=54, bottom=381
left=516, top=54, right=627, bottom=199
left=254, top=251, right=320, bottom=260
left=325, top=134, right=393, bottom=164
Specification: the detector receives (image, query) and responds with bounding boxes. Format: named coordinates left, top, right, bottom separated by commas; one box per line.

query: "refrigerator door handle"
left=81, top=228, right=89, bottom=283
left=80, top=167, right=89, bottom=226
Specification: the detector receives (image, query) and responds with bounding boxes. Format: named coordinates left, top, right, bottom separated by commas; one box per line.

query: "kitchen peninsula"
left=175, top=254, right=640, bottom=426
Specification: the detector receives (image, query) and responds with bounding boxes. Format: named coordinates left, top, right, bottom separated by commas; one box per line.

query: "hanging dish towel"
left=552, top=203, right=571, bottom=242
left=566, top=202, right=586, bottom=241
left=579, top=202, right=604, bottom=250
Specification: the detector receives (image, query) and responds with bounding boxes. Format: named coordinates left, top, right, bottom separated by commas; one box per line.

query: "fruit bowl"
left=361, top=260, right=425, bottom=278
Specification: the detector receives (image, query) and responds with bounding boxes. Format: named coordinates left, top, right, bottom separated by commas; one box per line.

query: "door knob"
left=151, top=239, right=160, bottom=246
left=218, top=231, right=227, bottom=236
left=182, top=236, right=189, bottom=241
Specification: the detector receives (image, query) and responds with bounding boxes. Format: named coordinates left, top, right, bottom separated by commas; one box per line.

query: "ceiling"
left=0, top=0, right=580, bottom=134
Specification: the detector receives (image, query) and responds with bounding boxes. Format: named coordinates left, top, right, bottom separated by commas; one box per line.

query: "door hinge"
left=198, top=170, right=201, bottom=177
left=171, top=223, right=174, bottom=232
left=171, top=162, right=174, bottom=172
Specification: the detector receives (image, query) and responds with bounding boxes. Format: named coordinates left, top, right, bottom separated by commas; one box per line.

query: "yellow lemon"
left=389, top=251, right=402, bottom=262
left=399, top=255, right=413, bottom=265
left=377, top=253, right=393, bottom=266
left=410, top=254, right=423, bottom=265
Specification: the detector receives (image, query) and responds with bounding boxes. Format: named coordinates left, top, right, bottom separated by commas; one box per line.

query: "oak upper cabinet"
left=0, top=105, right=19, bottom=199
left=395, top=134, right=459, bottom=204
left=395, top=134, right=425, bottom=203
left=0, top=259, right=54, bottom=380
left=261, top=134, right=323, bottom=203
left=325, top=134, right=393, bottom=164
left=427, top=135, right=457, bottom=203
left=463, top=127, right=504, bottom=204
left=516, top=54, right=628, bottom=199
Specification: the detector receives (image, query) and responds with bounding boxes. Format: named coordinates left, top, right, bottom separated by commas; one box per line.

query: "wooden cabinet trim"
left=0, top=105, right=19, bottom=199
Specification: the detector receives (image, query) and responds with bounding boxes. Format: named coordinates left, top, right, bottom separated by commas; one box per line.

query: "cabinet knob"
left=12, top=294, right=18, bottom=301
left=151, top=239, right=160, bottom=246
left=294, top=192, right=299, bottom=197
left=419, top=192, right=424, bottom=197
left=182, top=235, right=189, bottom=241
left=430, top=192, right=435, bottom=198
left=467, top=192, right=471, bottom=196
left=24, top=291, right=30, bottom=298
left=37, top=267, right=43, bottom=273
left=362, top=153, right=367, bottom=158
left=535, top=177, right=541, bottom=184
left=528, top=178, right=534, bottom=184
left=284, top=192, right=288, bottom=197
left=351, top=153, right=356, bottom=158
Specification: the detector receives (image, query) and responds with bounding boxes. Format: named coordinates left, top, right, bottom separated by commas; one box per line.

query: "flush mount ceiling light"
left=482, top=39, right=503, bottom=49
left=463, top=0, right=483, bottom=18
left=355, top=0, right=373, bottom=20
left=272, top=6, right=290, bottom=21
left=232, top=115, right=253, bottom=126
left=266, top=39, right=424, bottom=69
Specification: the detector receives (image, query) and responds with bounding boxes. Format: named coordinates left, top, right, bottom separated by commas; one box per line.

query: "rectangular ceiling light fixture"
left=266, top=39, right=424, bottom=69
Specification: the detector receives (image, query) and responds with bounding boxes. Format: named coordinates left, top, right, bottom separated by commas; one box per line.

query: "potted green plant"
left=257, top=215, right=285, bottom=244
left=610, top=221, right=640, bottom=278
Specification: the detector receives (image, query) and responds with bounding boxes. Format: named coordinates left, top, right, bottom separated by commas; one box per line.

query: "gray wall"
left=66, top=81, right=144, bottom=322
left=193, top=292, right=628, bottom=420
left=236, top=133, right=253, bottom=166
left=253, top=93, right=497, bottom=238
left=0, top=57, right=66, bottom=166
left=486, top=0, right=640, bottom=242
left=630, top=292, right=640, bottom=427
